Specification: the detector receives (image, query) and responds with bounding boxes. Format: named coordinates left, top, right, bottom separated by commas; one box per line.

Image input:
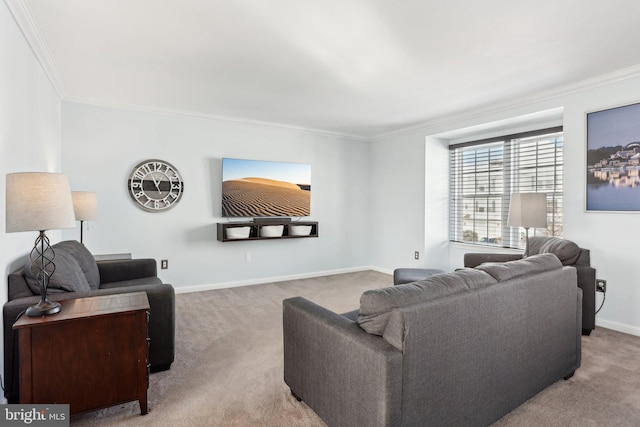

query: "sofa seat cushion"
left=475, top=253, right=562, bottom=282
left=99, top=276, right=163, bottom=289
left=357, top=269, right=497, bottom=335
left=527, top=237, right=581, bottom=266
left=23, top=248, right=91, bottom=294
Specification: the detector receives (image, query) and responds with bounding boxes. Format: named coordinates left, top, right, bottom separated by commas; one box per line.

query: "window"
left=449, top=127, right=563, bottom=248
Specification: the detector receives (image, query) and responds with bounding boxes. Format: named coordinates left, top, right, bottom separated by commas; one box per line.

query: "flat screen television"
left=222, top=158, right=311, bottom=218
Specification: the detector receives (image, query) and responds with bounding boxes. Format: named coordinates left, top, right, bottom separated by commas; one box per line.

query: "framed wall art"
left=586, top=101, right=640, bottom=212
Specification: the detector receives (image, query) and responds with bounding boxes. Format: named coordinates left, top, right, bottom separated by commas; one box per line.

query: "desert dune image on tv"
left=222, top=158, right=311, bottom=217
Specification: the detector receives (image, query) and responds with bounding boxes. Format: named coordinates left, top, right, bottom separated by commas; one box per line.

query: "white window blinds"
left=449, top=127, right=563, bottom=248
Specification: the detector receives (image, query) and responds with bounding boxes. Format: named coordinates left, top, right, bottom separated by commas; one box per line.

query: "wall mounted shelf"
left=217, top=221, right=318, bottom=242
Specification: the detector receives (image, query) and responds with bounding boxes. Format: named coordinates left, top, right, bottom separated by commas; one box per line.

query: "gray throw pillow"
left=53, top=240, right=100, bottom=290
left=24, top=245, right=91, bottom=294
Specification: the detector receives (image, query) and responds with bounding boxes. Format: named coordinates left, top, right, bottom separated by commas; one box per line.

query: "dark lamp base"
left=26, top=299, right=61, bottom=317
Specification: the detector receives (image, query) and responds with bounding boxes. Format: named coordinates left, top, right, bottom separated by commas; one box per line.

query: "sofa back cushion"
left=357, top=269, right=497, bottom=335
left=24, top=248, right=91, bottom=294
left=23, top=240, right=99, bottom=294
left=475, top=253, right=562, bottom=282
left=380, top=254, right=566, bottom=351
left=527, top=237, right=581, bottom=266
left=8, top=266, right=36, bottom=299
left=53, top=240, right=100, bottom=290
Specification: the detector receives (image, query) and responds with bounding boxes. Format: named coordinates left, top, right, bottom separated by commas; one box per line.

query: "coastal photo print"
left=586, top=101, right=640, bottom=211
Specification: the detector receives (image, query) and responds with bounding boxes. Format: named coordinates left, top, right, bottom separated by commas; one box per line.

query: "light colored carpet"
left=71, top=271, right=640, bottom=426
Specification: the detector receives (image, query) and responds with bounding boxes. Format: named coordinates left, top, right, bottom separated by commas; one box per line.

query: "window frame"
left=449, top=126, right=563, bottom=249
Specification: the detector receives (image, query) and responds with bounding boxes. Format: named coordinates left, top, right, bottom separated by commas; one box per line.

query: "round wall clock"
left=128, top=159, right=184, bottom=212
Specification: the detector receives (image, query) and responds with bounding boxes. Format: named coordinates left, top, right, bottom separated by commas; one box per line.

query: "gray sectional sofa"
left=283, top=253, right=582, bottom=427
left=3, top=240, right=175, bottom=403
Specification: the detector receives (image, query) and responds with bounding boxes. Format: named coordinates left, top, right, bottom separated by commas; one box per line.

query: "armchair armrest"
left=463, top=253, right=522, bottom=268
left=283, top=297, right=402, bottom=427
left=576, top=265, right=596, bottom=332
left=97, top=258, right=157, bottom=283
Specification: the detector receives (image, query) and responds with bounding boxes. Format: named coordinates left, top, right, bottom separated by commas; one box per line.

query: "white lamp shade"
left=72, top=191, right=98, bottom=221
left=6, top=172, right=77, bottom=232
left=507, top=193, right=548, bottom=229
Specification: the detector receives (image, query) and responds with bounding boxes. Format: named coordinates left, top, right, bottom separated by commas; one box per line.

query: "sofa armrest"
left=97, top=258, right=157, bottom=284
left=463, top=253, right=522, bottom=268
left=283, top=297, right=402, bottom=427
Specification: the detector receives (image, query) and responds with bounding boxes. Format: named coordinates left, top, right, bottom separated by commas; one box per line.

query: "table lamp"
left=6, top=172, right=76, bottom=316
left=72, top=191, right=98, bottom=244
left=507, top=192, right=548, bottom=257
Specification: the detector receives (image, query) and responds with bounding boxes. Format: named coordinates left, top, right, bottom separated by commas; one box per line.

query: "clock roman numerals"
left=128, top=159, right=184, bottom=212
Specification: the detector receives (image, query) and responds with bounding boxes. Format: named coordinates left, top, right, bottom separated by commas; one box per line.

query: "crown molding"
left=9, top=0, right=640, bottom=142
left=372, top=64, right=640, bottom=141
left=63, top=97, right=371, bottom=142
left=5, top=0, right=66, bottom=98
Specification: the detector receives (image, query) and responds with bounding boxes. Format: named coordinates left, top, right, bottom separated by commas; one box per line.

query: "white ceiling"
left=12, top=0, right=640, bottom=138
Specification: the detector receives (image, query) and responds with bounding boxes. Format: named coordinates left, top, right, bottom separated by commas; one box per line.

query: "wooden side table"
left=13, top=292, right=150, bottom=415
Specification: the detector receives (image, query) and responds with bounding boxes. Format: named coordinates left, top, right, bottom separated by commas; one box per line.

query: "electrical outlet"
left=161, top=259, right=168, bottom=269
left=596, top=279, right=607, bottom=293
left=414, top=251, right=420, bottom=260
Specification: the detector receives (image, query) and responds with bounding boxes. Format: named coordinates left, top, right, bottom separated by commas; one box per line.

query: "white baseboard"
left=596, top=319, right=640, bottom=337
left=174, top=265, right=386, bottom=294
left=369, top=266, right=394, bottom=275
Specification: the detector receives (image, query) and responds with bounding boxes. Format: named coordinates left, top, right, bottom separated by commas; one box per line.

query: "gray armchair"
left=3, top=240, right=175, bottom=403
left=464, top=236, right=596, bottom=335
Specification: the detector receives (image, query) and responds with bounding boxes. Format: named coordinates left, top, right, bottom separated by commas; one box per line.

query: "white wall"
left=371, top=74, right=640, bottom=336
left=562, top=80, right=640, bottom=335
left=369, top=132, right=450, bottom=272
left=61, top=102, right=372, bottom=291
left=0, top=1, right=62, bottom=387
